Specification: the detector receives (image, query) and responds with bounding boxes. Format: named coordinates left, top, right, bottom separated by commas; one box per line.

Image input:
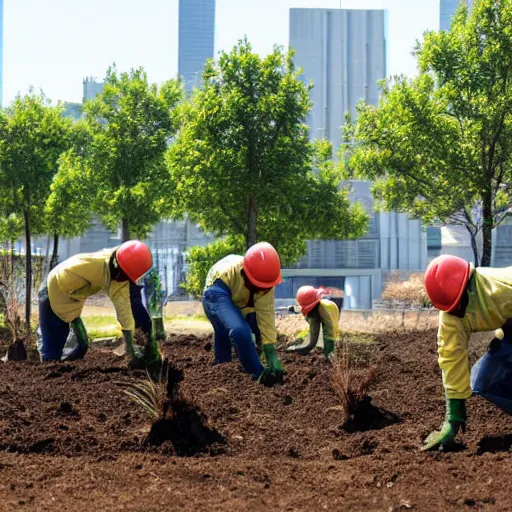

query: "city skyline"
left=4, top=0, right=439, bottom=106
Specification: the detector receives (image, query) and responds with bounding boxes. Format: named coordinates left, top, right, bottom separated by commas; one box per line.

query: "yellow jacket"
left=47, top=248, right=135, bottom=332
left=438, top=264, right=512, bottom=399
left=205, top=254, right=277, bottom=345
left=307, top=299, right=340, bottom=346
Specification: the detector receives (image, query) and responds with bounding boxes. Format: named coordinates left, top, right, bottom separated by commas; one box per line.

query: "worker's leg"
left=130, top=281, right=152, bottom=336
left=37, top=284, right=70, bottom=361
left=471, top=337, right=512, bottom=414
left=203, top=280, right=264, bottom=378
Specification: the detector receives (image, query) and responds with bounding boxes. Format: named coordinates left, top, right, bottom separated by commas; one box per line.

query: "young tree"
left=82, top=66, right=182, bottom=241
left=342, top=0, right=512, bottom=266
left=168, top=39, right=368, bottom=264
left=44, top=150, right=94, bottom=269
left=0, top=91, right=73, bottom=327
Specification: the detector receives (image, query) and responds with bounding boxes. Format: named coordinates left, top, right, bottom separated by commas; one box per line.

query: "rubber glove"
left=123, top=330, right=140, bottom=360
left=257, top=368, right=283, bottom=387
left=323, top=338, right=335, bottom=360
left=262, top=343, right=283, bottom=373
left=62, top=318, right=89, bottom=361
left=422, top=398, right=466, bottom=451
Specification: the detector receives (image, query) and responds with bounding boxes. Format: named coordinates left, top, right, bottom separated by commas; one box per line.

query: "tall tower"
left=289, top=8, right=386, bottom=151
left=178, top=0, right=215, bottom=93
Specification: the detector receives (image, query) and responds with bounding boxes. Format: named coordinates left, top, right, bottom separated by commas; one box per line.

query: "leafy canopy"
left=168, top=38, right=368, bottom=264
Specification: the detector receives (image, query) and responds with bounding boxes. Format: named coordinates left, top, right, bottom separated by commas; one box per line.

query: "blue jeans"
left=38, top=281, right=152, bottom=362
left=471, top=337, right=512, bottom=414
left=202, top=279, right=264, bottom=379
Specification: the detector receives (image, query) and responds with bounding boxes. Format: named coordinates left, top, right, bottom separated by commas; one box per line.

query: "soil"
left=0, top=329, right=511, bottom=511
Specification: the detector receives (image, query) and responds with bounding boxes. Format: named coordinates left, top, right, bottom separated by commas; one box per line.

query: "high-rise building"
left=283, top=8, right=427, bottom=309
left=83, top=77, right=104, bottom=102
left=289, top=8, right=386, bottom=152
left=440, top=0, right=472, bottom=31
left=178, top=0, right=215, bottom=93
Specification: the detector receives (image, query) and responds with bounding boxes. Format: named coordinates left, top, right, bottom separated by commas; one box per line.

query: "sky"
left=4, top=0, right=439, bottom=106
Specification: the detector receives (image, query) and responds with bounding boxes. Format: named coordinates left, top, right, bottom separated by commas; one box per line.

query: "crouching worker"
left=202, top=242, right=284, bottom=387
left=38, top=240, right=159, bottom=369
left=286, top=286, right=339, bottom=361
left=422, top=255, right=512, bottom=451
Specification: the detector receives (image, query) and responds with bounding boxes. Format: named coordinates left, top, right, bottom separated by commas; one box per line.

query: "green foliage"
left=342, top=0, right=512, bottom=266
left=168, top=38, right=368, bottom=264
left=0, top=91, right=73, bottom=324
left=82, top=65, right=183, bottom=240
left=182, top=236, right=246, bottom=300
left=44, top=149, right=93, bottom=239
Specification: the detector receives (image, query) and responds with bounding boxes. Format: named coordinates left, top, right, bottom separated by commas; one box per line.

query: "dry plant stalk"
left=121, top=373, right=168, bottom=418
left=331, top=341, right=377, bottom=422
left=381, top=272, right=431, bottom=309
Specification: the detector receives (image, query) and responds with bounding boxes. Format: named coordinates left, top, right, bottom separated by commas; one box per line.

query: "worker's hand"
left=62, top=318, right=89, bottom=361
left=257, top=368, right=284, bottom=387
left=262, top=343, right=283, bottom=373
left=422, top=398, right=466, bottom=451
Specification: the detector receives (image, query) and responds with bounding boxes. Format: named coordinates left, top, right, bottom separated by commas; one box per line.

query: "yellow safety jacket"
left=438, top=264, right=512, bottom=399
left=307, top=299, right=340, bottom=346
left=47, top=247, right=135, bottom=332
left=205, top=254, right=277, bottom=345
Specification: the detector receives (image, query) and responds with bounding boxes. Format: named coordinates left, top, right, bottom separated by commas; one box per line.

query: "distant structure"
left=178, top=0, right=215, bottom=93
left=83, top=77, right=104, bottom=102
left=281, top=8, right=424, bottom=309
left=290, top=8, right=386, bottom=152
left=440, top=0, right=473, bottom=31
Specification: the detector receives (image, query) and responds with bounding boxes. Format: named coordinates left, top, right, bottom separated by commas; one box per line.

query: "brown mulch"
left=0, top=329, right=510, bottom=511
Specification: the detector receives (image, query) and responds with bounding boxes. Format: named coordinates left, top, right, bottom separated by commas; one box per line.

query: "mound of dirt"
left=0, top=328, right=511, bottom=511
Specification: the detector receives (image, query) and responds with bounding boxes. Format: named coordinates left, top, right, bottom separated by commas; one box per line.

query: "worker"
left=37, top=240, right=159, bottom=368
left=422, top=254, right=512, bottom=451
left=202, top=241, right=284, bottom=386
left=286, top=286, right=339, bottom=360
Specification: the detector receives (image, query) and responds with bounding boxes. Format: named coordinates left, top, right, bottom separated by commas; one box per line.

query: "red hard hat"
left=296, top=285, right=328, bottom=316
left=116, top=240, right=153, bottom=283
left=424, top=255, right=471, bottom=312
left=243, top=242, right=282, bottom=288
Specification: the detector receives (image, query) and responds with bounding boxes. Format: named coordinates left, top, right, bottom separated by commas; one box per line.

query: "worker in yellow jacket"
left=202, top=242, right=284, bottom=386
left=286, top=286, right=339, bottom=360
left=38, top=240, right=157, bottom=366
left=423, top=255, right=512, bottom=450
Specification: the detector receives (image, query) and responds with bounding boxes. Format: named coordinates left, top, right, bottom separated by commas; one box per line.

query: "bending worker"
left=202, top=242, right=284, bottom=386
left=38, top=240, right=159, bottom=368
left=286, top=286, right=339, bottom=360
left=423, top=254, right=512, bottom=450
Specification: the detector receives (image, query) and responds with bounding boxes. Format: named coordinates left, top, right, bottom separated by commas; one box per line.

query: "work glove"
left=257, top=368, right=284, bottom=387
left=422, top=397, right=466, bottom=451
left=262, top=343, right=283, bottom=373
left=62, top=318, right=89, bottom=361
left=323, top=338, right=335, bottom=361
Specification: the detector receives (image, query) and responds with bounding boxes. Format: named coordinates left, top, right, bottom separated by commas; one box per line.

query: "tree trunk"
left=464, top=224, right=480, bottom=267
left=49, top=233, right=59, bottom=270
left=23, top=210, right=32, bottom=330
left=247, top=192, right=257, bottom=249
left=481, top=193, right=493, bottom=267
left=121, top=218, right=130, bottom=243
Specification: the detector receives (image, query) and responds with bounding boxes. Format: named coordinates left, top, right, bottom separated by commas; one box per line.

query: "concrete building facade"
left=178, top=0, right=215, bottom=93
left=289, top=8, right=386, bottom=152
left=281, top=8, right=428, bottom=309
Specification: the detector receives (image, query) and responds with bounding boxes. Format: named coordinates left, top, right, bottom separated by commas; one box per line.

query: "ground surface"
left=0, top=328, right=510, bottom=512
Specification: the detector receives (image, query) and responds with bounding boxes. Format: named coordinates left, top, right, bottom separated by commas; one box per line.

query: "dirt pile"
left=0, top=329, right=511, bottom=511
